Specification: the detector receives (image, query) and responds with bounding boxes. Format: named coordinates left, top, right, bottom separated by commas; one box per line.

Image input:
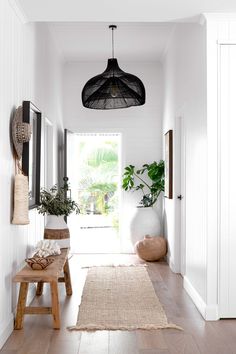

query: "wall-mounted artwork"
left=22, top=101, right=42, bottom=209
left=164, top=130, right=173, bottom=199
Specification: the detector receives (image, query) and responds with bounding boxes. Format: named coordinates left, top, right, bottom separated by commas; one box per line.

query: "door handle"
left=177, top=195, right=183, bottom=200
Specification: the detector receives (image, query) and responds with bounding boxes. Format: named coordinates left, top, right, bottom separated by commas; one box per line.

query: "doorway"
left=66, top=132, right=122, bottom=253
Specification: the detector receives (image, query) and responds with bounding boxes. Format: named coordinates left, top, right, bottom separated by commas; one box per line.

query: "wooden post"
left=50, top=281, right=60, bottom=329
left=15, top=282, right=29, bottom=330
left=63, top=259, right=72, bottom=296
left=36, top=281, right=44, bottom=296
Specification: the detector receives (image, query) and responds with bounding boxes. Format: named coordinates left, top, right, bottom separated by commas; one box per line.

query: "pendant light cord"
left=109, top=25, right=117, bottom=59
left=112, top=27, right=114, bottom=58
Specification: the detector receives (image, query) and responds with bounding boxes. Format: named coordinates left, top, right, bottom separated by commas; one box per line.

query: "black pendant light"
left=82, top=25, right=146, bottom=110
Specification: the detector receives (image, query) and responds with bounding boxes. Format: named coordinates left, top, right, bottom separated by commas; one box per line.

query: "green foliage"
left=78, top=140, right=119, bottom=216
left=37, top=185, right=80, bottom=217
left=122, top=160, right=165, bottom=207
left=87, top=182, right=117, bottom=214
left=87, top=145, right=118, bottom=167
left=88, top=183, right=117, bottom=194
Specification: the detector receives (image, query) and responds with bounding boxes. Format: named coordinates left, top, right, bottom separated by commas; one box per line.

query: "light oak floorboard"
left=109, top=331, right=138, bottom=354
left=137, top=330, right=167, bottom=350
left=1, top=254, right=236, bottom=354
left=79, top=331, right=109, bottom=354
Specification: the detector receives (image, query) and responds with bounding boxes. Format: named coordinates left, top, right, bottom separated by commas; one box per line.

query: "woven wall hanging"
left=11, top=106, right=31, bottom=225
left=12, top=163, right=30, bottom=225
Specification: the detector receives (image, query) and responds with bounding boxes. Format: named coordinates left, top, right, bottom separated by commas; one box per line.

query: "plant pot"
left=130, top=207, right=161, bottom=246
left=44, top=215, right=70, bottom=249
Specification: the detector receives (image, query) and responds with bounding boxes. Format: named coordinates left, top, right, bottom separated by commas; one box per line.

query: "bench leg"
left=15, top=282, right=29, bottom=330
left=36, top=281, right=44, bottom=296
left=63, top=259, right=72, bottom=296
left=50, top=281, right=60, bottom=329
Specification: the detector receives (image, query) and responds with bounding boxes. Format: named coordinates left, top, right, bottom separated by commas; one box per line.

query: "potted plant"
left=122, top=160, right=164, bottom=245
left=37, top=185, right=80, bottom=248
left=122, top=160, right=164, bottom=206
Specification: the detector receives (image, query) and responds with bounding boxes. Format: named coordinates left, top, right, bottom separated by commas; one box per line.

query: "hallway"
left=1, top=255, right=236, bottom=354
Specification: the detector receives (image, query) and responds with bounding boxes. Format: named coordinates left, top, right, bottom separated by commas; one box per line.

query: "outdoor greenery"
left=77, top=138, right=120, bottom=232
left=122, top=160, right=165, bottom=207
left=78, top=141, right=119, bottom=216
left=37, top=185, right=80, bottom=217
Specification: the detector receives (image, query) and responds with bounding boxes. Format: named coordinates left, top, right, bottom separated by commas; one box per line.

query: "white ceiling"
left=12, top=0, right=236, bottom=62
left=48, top=23, right=175, bottom=62
left=13, top=0, right=236, bottom=22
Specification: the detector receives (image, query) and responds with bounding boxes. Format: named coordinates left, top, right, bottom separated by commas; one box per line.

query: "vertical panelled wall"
left=206, top=15, right=236, bottom=319
left=0, top=2, right=63, bottom=348
left=163, top=16, right=236, bottom=320
left=162, top=23, right=208, bottom=313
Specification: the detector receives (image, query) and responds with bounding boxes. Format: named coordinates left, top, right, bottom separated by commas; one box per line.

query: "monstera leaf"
left=122, top=160, right=164, bottom=207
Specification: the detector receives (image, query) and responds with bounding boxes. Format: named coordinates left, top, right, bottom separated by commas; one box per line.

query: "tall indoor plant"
left=122, top=160, right=164, bottom=244
left=37, top=185, right=79, bottom=248
left=122, top=160, right=164, bottom=206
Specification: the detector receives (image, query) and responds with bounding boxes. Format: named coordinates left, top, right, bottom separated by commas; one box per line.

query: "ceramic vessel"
left=130, top=207, right=161, bottom=246
left=44, top=215, right=70, bottom=249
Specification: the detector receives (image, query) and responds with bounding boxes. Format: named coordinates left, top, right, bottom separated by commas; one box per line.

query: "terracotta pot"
left=135, top=235, right=167, bottom=261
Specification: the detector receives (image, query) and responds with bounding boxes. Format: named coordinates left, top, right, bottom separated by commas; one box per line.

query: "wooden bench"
left=13, top=248, right=72, bottom=330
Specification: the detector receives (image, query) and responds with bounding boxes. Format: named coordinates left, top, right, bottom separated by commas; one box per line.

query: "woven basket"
left=12, top=174, right=29, bottom=225
left=25, top=257, right=54, bottom=270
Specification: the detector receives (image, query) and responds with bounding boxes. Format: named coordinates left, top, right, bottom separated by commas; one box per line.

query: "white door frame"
left=175, top=114, right=186, bottom=276
left=44, top=118, right=54, bottom=189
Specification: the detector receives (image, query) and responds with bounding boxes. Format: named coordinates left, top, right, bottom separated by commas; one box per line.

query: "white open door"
left=64, top=129, right=78, bottom=189
left=64, top=129, right=80, bottom=251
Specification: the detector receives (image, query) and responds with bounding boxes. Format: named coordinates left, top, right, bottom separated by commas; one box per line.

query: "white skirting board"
left=166, top=254, right=180, bottom=274
left=0, top=315, right=14, bottom=350
left=0, top=283, right=37, bottom=349
left=183, top=276, right=219, bottom=321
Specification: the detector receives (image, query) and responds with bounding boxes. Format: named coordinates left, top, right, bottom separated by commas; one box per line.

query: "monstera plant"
left=122, top=160, right=165, bottom=207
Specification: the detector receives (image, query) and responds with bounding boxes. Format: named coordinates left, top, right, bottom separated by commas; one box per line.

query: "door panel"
left=219, top=44, right=236, bottom=317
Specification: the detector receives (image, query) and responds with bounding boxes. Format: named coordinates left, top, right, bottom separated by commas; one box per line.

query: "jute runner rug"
left=68, top=266, right=181, bottom=331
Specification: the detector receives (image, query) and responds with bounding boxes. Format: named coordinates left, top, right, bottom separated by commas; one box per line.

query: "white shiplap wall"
left=162, top=22, right=207, bottom=283
left=0, top=2, right=63, bottom=347
left=205, top=15, right=236, bottom=319
left=162, top=16, right=236, bottom=321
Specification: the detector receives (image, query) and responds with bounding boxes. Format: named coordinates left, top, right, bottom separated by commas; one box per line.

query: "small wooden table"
left=13, top=248, right=72, bottom=330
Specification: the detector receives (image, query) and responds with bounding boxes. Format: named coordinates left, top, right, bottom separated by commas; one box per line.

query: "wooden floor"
left=1, top=254, right=236, bottom=354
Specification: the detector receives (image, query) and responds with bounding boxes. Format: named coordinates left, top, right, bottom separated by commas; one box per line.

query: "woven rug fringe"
left=81, top=263, right=147, bottom=268
left=67, top=323, right=182, bottom=331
